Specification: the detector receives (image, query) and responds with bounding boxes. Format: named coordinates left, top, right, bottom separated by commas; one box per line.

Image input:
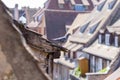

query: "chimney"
left=14, top=4, right=19, bottom=21
left=24, top=7, right=30, bottom=24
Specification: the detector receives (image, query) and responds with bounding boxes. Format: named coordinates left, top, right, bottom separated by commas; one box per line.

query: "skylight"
left=108, top=0, right=117, bottom=9
left=97, top=0, right=106, bottom=11
left=89, top=21, right=100, bottom=34
left=80, top=22, right=90, bottom=33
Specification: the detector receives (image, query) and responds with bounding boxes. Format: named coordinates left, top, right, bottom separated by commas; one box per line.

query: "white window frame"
left=91, top=56, right=95, bottom=72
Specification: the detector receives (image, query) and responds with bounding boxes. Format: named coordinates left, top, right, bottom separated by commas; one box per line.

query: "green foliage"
left=99, top=68, right=107, bottom=73
left=73, top=67, right=81, bottom=78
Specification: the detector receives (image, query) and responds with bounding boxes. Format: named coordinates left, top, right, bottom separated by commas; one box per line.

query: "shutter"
left=68, top=51, right=71, bottom=58
left=98, top=34, right=102, bottom=43
left=115, top=36, right=118, bottom=47
left=73, top=52, right=76, bottom=59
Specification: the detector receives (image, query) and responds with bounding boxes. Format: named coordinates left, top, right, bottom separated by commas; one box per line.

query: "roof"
left=81, top=0, right=90, bottom=6
left=91, top=0, right=99, bottom=5
left=54, top=58, right=75, bottom=69
left=104, top=67, right=120, bottom=80
left=0, top=1, right=50, bottom=80
left=47, top=0, right=94, bottom=11
left=67, top=0, right=120, bottom=44
left=27, top=21, right=39, bottom=28
left=107, top=27, right=120, bottom=34
left=63, top=40, right=83, bottom=51
left=13, top=20, right=67, bottom=52
left=83, top=40, right=120, bottom=60
left=70, top=0, right=76, bottom=5
left=66, top=13, right=90, bottom=35
left=32, top=8, right=45, bottom=18
left=107, top=19, right=120, bottom=34
left=63, top=0, right=120, bottom=52
left=45, top=10, right=79, bottom=41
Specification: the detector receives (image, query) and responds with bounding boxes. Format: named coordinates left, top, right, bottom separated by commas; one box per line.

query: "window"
left=107, top=60, right=110, bottom=66
left=98, top=34, right=102, bottom=44
left=75, top=4, right=86, bottom=11
left=80, top=22, right=89, bottom=33
left=105, top=34, right=110, bottom=46
left=115, top=36, right=119, bottom=47
left=89, top=22, right=100, bottom=34
left=97, top=1, right=106, bottom=11
left=108, top=0, right=117, bottom=9
left=98, top=58, right=102, bottom=71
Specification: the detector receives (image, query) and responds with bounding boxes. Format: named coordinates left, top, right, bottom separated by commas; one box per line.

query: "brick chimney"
left=14, top=4, right=19, bottom=21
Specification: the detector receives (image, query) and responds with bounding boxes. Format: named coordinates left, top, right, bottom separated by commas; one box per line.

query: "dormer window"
left=98, top=29, right=105, bottom=44
left=105, top=34, right=110, bottom=46
left=89, top=22, right=100, bottom=34
left=108, top=0, right=117, bottom=9
left=80, top=22, right=89, bottom=33
left=97, top=0, right=106, bottom=11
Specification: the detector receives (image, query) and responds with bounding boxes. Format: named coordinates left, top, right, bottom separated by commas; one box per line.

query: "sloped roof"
left=66, top=13, right=90, bottom=35
left=67, top=0, right=120, bottom=44
left=104, top=67, right=120, bottom=80
left=32, top=8, right=45, bottom=18
left=27, top=21, right=39, bottom=27
left=83, top=40, right=120, bottom=60
left=45, top=10, right=79, bottom=41
left=0, top=1, right=49, bottom=79
left=13, top=20, right=67, bottom=52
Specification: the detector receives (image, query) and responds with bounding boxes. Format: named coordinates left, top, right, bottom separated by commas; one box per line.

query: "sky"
left=2, top=0, right=47, bottom=9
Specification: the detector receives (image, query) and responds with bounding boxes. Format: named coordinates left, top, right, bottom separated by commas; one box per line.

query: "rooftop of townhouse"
left=63, top=0, right=119, bottom=51
left=67, top=0, right=119, bottom=44
left=48, top=0, right=94, bottom=11
left=83, top=18, right=120, bottom=60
